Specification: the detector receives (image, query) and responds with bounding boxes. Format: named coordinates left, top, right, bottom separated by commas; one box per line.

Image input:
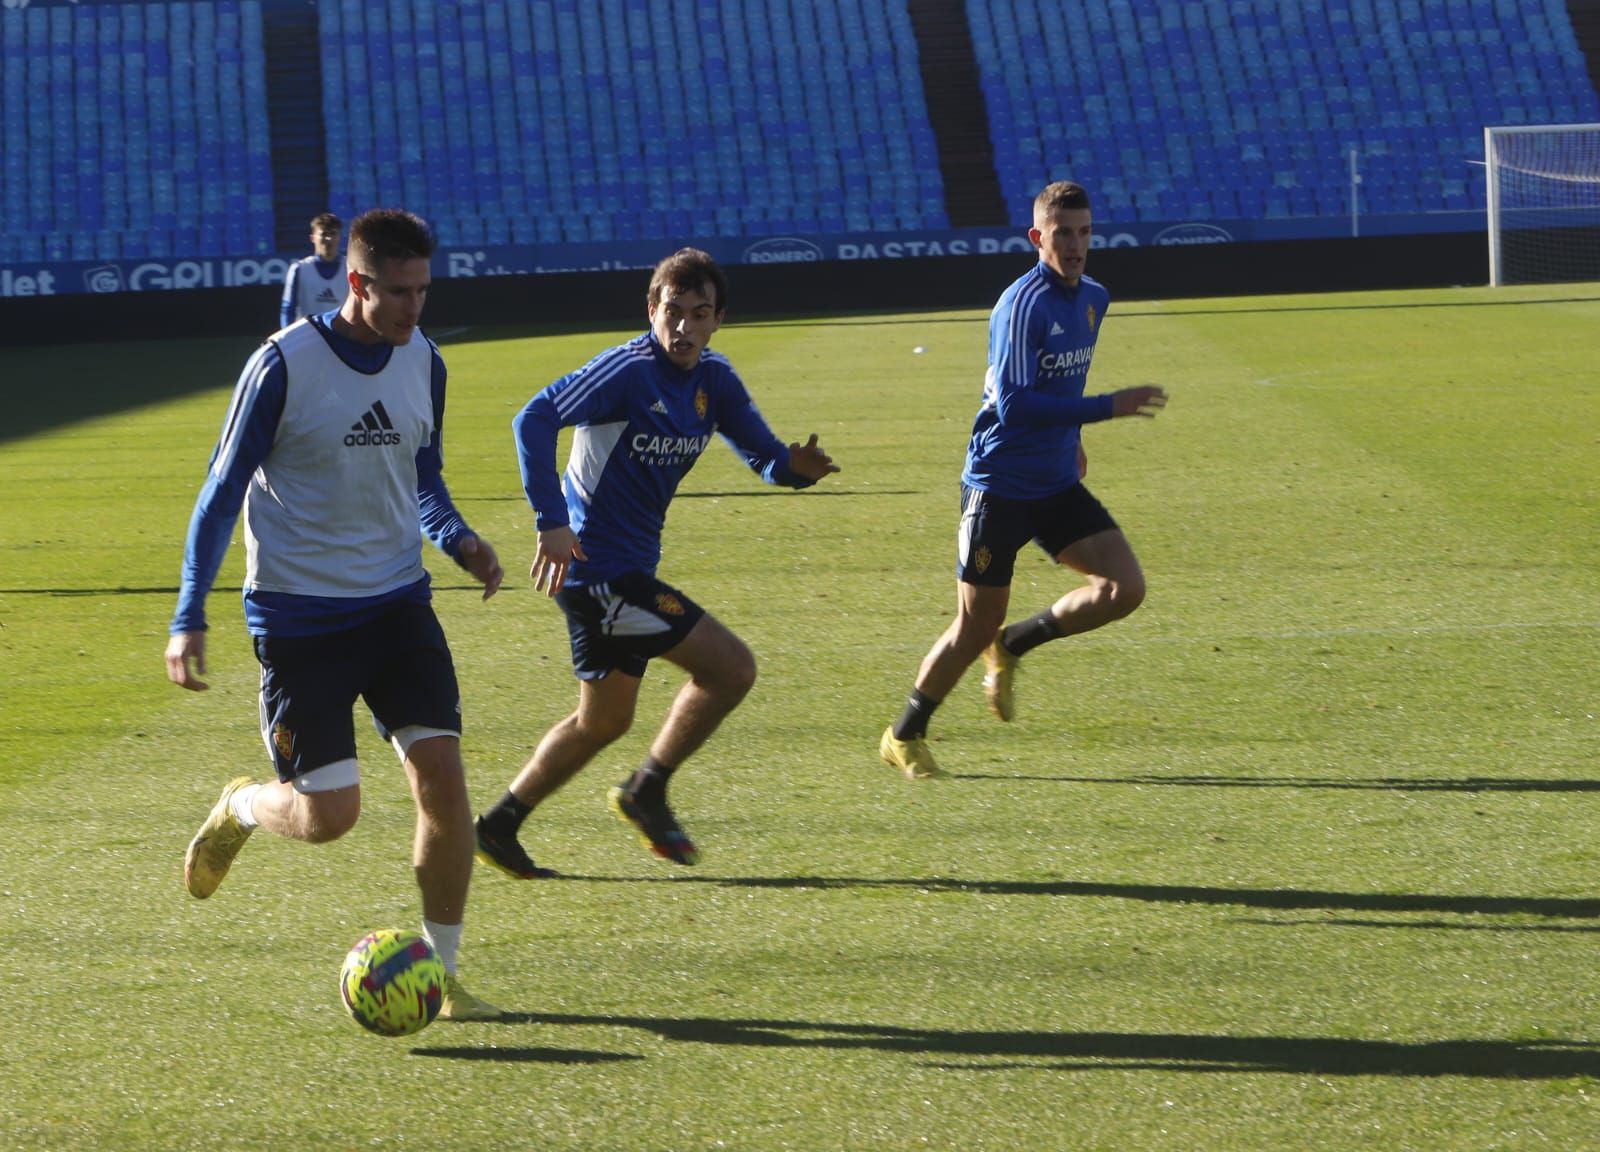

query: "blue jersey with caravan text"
left=962, top=263, right=1117, bottom=499
left=171, top=313, right=473, bottom=638
left=514, top=332, right=813, bottom=586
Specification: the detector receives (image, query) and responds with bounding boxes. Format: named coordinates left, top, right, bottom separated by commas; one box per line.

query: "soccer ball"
left=339, top=928, right=446, bottom=1037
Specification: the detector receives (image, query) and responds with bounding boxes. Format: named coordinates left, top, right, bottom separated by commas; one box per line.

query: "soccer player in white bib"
left=473, top=248, right=839, bottom=877
left=279, top=212, right=349, bottom=329
left=166, top=209, right=506, bottom=1019
left=880, top=182, right=1169, bottom=779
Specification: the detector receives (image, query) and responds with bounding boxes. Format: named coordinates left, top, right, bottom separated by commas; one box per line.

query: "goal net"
left=1485, top=124, right=1600, bottom=285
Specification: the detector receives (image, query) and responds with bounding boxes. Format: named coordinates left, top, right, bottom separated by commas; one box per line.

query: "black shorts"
left=956, top=482, right=1119, bottom=587
left=253, top=601, right=461, bottom=782
left=556, top=571, right=706, bottom=680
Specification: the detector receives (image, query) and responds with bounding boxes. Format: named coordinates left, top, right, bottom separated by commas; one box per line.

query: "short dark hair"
left=310, top=212, right=342, bottom=232
left=648, top=248, right=728, bottom=314
left=1034, top=181, right=1092, bottom=218
left=348, top=209, right=434, bottom=275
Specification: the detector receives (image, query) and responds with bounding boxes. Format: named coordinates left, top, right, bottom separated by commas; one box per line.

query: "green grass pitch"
left=1, top=283, right=1598, bottom=1150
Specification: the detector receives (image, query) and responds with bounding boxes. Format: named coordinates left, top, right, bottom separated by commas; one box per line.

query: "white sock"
left=422, top=918, right=462, bottom=977
left=230, top=783, right=262, bottom=830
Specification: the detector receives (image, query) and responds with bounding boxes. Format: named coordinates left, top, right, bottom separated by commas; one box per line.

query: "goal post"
left=1484, top=123, right=1600, bottom=286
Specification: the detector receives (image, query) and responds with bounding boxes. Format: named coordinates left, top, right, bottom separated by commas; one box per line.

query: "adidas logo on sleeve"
left=344, top=400, right=402, bottom=446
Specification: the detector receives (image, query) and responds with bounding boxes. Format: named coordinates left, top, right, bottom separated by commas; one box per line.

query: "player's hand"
left=1077, top=442, right=1088, bottom=479
left=457, top=534, right=504, bottom=600
left=165, top=631, right=209, bottom=692
left=531, top=526, right=586, bottom=597
left=788, top=433, right=841, bottom=481
left=1112, top=385, right=1168, bottom=418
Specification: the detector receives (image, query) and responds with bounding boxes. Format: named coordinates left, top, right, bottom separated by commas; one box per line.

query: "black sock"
left=892, top=689, right=940, bottom=741
left=1000, top=609, right=1064, bottom=659
left=480, top=791, right=532, bottom=839
left=625, top=755, right=676, bottom=805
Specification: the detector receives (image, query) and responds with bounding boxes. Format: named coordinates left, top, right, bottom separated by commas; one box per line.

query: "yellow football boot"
left=183, top=775, right=258, bottom=899
left=879, top=727, right=949, bottom=780
left=438, top=975, right=505, bottom=1021
left=981, top=639, right=1018, bottom=722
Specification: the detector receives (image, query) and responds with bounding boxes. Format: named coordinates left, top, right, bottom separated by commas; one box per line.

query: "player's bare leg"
left=403, top=736, right=473, bottom=927
left=248, top=779, right=362, bottom=843
left=651, top=615, right=756, bottom=766
left=508, top=675, right=642, bottom=806
left=610, top=615, right=754, bottom=864
left=882, top=582, right=1009, bottom=778
left=1048, top=528, right=1146, bottom=636
left=980, top=529, right=1147, bottom=723
left=475, top=675, right=641, bottom=879
left=405, top=734, right=500, bottom=1019
left=184, top=776, right=362, bottom=898
left=916, top=581, right=1009, bottom=703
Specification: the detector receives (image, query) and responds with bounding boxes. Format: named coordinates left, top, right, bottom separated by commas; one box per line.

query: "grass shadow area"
left=427, top=1012, right=1600, bottom=1079
left=561, top=874, right=1600, bottom=919
left=2, top=334, right=262, bottom=444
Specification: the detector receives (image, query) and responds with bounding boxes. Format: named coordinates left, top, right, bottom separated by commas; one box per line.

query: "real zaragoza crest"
left=975, top=546, right=992, bottom=574
left=655, top=592, right=685, bottom=616
left=694, top=388, right=708, bottom=419
left=272, top=723, right=295, bottom=761
left=1086, top=304, right=1098, bottom=331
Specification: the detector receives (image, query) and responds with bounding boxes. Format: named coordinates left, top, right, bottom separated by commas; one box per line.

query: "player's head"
left=1030, top=181, right=1093, bottom=286
left=343, top=209, right=434, bottom=345
left=647, top=248, right=726, bottom=370
left=309, top=212, right=342, bottom=261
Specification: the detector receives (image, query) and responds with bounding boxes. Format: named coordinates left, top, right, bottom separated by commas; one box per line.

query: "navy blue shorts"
left=956, top=482, right=1119, bottom=587
left=556, top=571, right=706, bottom=680
left=252, top=601, right=461, bottom=782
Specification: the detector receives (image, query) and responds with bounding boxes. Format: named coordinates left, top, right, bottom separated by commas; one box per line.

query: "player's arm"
left=512, top=360, right=643, bottom=595
left=166, top=344, right=286, bottom=690
left=279, top=262, right=300, bottom=328
left=417, top=346, right=502, bottom=599
left=715, top=371, right=840, bottom=488
left=511, top=388, right=568, bottom=529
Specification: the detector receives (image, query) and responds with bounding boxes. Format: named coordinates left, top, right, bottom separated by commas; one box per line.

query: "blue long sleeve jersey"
left=514, top=331, right=814, bottom=587
left=962, top=263, right=1117, bottom=499
left=171, top=313, right=473, bottom=637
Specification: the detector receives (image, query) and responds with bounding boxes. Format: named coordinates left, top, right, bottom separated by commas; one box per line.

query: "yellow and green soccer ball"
left=339, top=929, right=445, bottom=1036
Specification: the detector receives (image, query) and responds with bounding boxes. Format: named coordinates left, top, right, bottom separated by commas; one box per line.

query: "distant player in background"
left=473, top=248, right=840, bottom=878
left=279, top=212, right=348, bottom=328
left=166, top=208, right=506, bottom=1019
left=880, top=181, right=1168, bottom=779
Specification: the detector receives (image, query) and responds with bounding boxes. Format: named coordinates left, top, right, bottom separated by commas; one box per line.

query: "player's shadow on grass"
left=434, top=1013, right=1600, bottom=1078
left=411, top=1043, right=640, bottom=1065
left=961, top=772, right=1600, bottom=794
left=1245, top=917, right=1600, bottom=934
left=568, top=873, right=1600, bottom=920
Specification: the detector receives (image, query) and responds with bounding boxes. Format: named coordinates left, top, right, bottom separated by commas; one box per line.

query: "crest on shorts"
left=272, top=722, right=295, bottom=761
left=694, top=387, right=709, bottom=419
left=975, top=546, right=992, bottom=574
left=1086, top=304, right=1098, bottom=331
left=655, top=592, right=686, bottom=616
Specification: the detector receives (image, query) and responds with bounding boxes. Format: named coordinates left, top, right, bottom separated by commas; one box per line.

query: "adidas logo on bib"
left=345, top=400, right=402, bottom=446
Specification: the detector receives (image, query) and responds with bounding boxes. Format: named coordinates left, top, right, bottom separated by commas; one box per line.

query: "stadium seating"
left=0, top=0, right=276, bottom=263
left=967, top=0, right=1600, bottom=227
left=3, top=0, right=1600, bottom=262
left=317, top=0, right=947, bottom=246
